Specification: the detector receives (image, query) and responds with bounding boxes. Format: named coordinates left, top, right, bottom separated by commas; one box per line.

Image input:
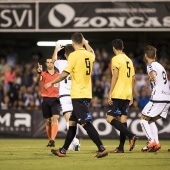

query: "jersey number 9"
left=85, top=58, right=91, bottom=75
left=162, top=71, right=167, bottom=84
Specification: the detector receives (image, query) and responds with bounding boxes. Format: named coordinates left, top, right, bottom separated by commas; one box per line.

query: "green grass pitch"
left=0, top=139, right=170, bottom=170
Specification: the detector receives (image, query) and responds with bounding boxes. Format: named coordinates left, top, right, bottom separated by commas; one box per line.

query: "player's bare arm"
left=129, top=76, right=135, bottom=106
left=108, top=66, right=119, bottom=105
left=83, top=38, right=95, bottom=55
left=37, top=62, right=43, bottom=81
left=44, top=71, right=69, bottom=89
left=52, top=42, right=64, bottom=63
left=149, top=70, right=156, bottom=82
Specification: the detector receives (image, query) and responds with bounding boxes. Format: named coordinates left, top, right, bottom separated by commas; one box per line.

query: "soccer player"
left=106, top=39, right=138, bottom=153
left=37, top=59, right=60, bottom=147
left=52, top=43, right=80, bottom=151
left=45, top=32, right=108, bottom=158
left=140, top=45, right=170, bottom=152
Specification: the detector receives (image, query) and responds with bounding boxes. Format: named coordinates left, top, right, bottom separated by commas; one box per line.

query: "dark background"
left=0, top=31, right=170, bottom=62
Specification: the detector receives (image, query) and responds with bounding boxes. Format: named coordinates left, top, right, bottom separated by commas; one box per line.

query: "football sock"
left=149, top=122, right=159, bottom=144
left=45, top=125, right=51, bottom=140
left=62, top=126, right=77, bottom=150
left=140, top=119, right=154, bottom=142
left=110, top=119, right=133, bottom=139
left=118, top=122, right=127, bottom=150
left=83, top=122, right=105, bottom=152
left=51, top=123, right=58, bottom=140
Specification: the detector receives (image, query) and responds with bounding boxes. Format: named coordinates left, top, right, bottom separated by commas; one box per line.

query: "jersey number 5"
left=126, top=61, right=131, bottom=77
left=85, top=58, right=91, bottom=75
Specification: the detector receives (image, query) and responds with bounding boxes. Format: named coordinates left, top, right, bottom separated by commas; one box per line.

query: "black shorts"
left=41, top=97, right=60, bottom=119
left=107, top=99, right=130, bottom=117
left=70, top=98, right=92, bottom=125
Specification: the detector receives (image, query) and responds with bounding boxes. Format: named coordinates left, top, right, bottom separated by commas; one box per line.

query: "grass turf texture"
left=0, top=139, right=170, bottom=170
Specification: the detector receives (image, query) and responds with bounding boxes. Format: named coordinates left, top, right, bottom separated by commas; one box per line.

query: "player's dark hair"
left=46, top=58, right=53, bottom=61
left=112, top=39, right=124, bottom=50
left=71, top=32, right=83, bottom=44
left=65, top=45, right=74, bottom=56
left=144, top=45, right=157, bottom=59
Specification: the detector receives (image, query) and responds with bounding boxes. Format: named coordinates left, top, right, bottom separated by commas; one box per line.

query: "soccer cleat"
left=168, top=149, right=170, bottom=152
left=141, top=141, right=159, bottom=152
left=153, top=143, right=161, bottom=152
left=51, top=149, right=57, bottom=155
left=51, top=149, right=66, bottom=157
left=95, top=150, right=108, bottom=158
left=129, top=135, right=139, bottom=151
left=147, top=140, right=156, bottom=149
left=110, top=147, right=124, bottom=153
left=147, top=147, right=154, bottom=152
left=141, top=146, right=149, bottom=152
left=141, top=142, right=149, bottom=152
left=47, top=140, right=55, bottom=147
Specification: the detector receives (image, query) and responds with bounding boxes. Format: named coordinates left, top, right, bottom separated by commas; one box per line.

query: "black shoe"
left=110, top=147, right=124, bottom=153
left=47, top=140, right=55, bottom=147
left=51, top=149, right=57, bottom=155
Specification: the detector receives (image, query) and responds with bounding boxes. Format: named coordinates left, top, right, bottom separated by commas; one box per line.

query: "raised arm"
left=83, top=38, right=94, bottom=55
left=36, top=62, right=43, bottom=81
left=52, top=42, right=64, bottom=63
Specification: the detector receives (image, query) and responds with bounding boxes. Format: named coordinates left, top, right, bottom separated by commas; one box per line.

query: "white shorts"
left=142, top=101, right=170, bottom=119
left=59, top=95, right=73, bottom=114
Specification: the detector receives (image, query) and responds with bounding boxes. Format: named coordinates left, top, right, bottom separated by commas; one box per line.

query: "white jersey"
left=147, top=61, right=170, bottom=102
left=54, top=60, right=71, bottom=96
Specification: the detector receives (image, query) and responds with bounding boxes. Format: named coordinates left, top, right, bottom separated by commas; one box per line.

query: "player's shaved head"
left=71, top=32, right=83, bottom=45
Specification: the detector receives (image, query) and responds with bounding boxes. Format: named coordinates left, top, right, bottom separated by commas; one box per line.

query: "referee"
left=37, top=58, right=60, bottom=147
